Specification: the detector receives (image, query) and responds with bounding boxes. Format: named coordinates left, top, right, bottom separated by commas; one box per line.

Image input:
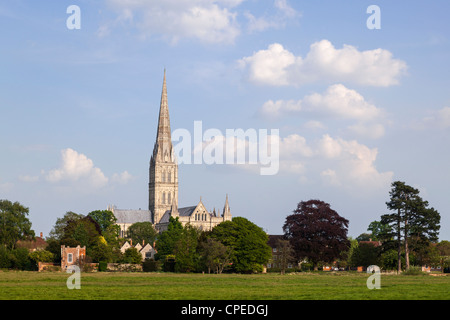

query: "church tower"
left=149, top=70, right=178, bottom=224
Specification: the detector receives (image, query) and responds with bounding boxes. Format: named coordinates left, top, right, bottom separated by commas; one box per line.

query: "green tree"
left=29, top=249, right=54, bottom=269
left=0, top=200, right=35, bottom=249
left=155, top=217, right=183, bottom=261
left=199, top=237, right=231, bottom=274
left=87, top=210, right=118, bottom=234
left=210, top=217, right=271, bottom=273
left=174, top=224, right=201, bottom=272
left=367, top=220, right=391, bottom=241
left=123, top=247, right=142, bottom=264
left=382, top=181, right=440, bottom=271
left=48, top=211, right=84, bottom=241
left=349, top=243, right=380, bottom=268
left=127, top=222, right=157, bottom=246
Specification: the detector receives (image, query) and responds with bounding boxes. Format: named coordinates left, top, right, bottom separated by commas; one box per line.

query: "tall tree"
left=154, top=217, right=183, bottom=261
left=48, top=211, right=84, bottom=241
left=127, top=222, right=157, bottom=246
left=275, top=238, right=295, bottom=275
left=283, top=199, right=350, bottom=270
left=210, top=217, right=271, bottom=273
left=0, top=200, right=34, bottom=249
left=382, top=181, right=440, bottom=271
left=87, top=210, right=118, bottom=233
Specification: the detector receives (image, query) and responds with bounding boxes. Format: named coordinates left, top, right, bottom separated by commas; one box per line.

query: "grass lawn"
left=0, top=271, right=448, bottom=300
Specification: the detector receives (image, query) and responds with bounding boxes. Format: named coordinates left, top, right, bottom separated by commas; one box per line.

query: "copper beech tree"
left=283, top=199, right=350, bottom=270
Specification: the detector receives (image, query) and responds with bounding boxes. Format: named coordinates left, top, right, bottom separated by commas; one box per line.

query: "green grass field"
left=0, top=271, right=448, bottom=300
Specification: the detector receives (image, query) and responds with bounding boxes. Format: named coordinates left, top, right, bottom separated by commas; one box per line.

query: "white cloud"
left=45, top=148, right=109, bottom=188
left=239, top=40, right=407, bottom=87
left=111, top=171, right=134, bottom=184
left=104, top=0, right=243, bottom=44
left=245, top=0, right=300, bottom=33
left=19, top=175, right=39, bottom=182
left=278, top=134, right=393, bottom=190
left=422, top=106, right=450, bottom=129
left=258, top=84, right=387, bottom=139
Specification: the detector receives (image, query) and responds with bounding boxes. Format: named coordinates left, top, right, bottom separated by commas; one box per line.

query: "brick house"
left=61, top=245, right=86, bottom=271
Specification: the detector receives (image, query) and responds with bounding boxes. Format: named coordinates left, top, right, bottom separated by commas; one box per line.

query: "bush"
left=98, top=261, right=108, bottom=272
left=402, top=266, right=425, bottom=276
left=142, top=259, right=161, bottom=272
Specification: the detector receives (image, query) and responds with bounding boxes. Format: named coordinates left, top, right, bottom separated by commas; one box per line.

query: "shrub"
left=402, top=266, right=425, bottom=276
left=142, top=259, right=161, bottom=272
left=98, top=261, right=108, bottom=272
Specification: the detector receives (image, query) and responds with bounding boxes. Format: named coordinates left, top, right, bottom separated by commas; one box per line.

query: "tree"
left=87, top=210, right=118, bottom=234
left=174, top=224, right=201, bottom=272
left=349, top=243, right=380, bottom=268
left=276, top=238, right=295, bottom=275
left=61, top=216, right=102, bottom=253
left=123, top=247, right=142, bottom=264
left=0, top=200, right=35, bottom=249
left=382, top=181, right=440, bottom=271
left=199, top=238, right=231, bottom=274
left=367, top=220, right=391, bottom=241
left=48, top=211, right=84, bottom=241
left=155, top=217, right=183, bottom=261
left=127, top=222, right=157, bottom=246
left=283, top=199, right=350, bottom=271
left=210, top=217, right=271, bottom=273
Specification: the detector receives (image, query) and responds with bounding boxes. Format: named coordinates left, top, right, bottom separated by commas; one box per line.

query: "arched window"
left=162, top=171, right=165, bottom=183
left=168, top=192, right=171, bottom=204
left=162, top=192, right=166, bottom=204
left=168, top=171, right=171, bottom=183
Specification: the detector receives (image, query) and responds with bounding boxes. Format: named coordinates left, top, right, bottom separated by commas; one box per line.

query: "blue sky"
left=1, top=0, right=449, bottom=240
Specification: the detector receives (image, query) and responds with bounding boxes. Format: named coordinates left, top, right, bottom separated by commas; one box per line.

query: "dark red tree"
left=283, top=199, right=350, bottom=270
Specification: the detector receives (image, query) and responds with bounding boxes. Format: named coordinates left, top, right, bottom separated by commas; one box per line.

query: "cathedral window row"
left=161, top=192, right=172, bottom=204
left=161, top=170, right=174, bottom=183
left=194, top=212, right=208, bottom=221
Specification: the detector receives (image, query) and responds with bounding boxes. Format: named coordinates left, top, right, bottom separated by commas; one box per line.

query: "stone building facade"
left=110, top=71, right=231, bottom=233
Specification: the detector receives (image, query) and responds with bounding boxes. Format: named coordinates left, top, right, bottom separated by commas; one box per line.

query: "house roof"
left=114, top=209, right=151, bottom=224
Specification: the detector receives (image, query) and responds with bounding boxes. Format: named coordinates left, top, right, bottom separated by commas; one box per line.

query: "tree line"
left=0, top=180, right=448, bottom=273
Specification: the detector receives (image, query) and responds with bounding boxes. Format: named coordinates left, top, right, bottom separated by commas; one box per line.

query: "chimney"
left=130, top=239, right=133, bottom=246
left=142, top=239, right=145, bottom=246
left=40, top=232, right=43, bottom=238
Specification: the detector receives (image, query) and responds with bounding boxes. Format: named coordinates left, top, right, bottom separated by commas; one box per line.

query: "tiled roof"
left=114, top=209, right=151, bottom=224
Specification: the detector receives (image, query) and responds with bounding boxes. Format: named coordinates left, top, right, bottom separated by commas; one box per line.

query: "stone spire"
left=223, top=194, right=231, bottom=219
left=149, top=70, right=179, bottom=225
left=152, top=69, right=173, bottom=162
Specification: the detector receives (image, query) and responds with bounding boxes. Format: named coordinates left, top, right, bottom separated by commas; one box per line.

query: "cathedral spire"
left=153, top=69, right=173, bottom=162
left=223, top=194, right=231, bottom=218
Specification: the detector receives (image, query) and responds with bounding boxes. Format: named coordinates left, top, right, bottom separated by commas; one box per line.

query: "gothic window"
left=168, top=171, right=171, bottom=183
left=162, top=171, right=165, bottom=183
left=162, top=192, right=166, bottom=204
left=168, top=192, right=171, bottom=204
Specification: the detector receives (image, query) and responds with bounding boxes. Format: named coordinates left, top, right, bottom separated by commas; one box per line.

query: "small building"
left=120, top=241, right=156, bottom=261
left=61, top=245, right=86, bottom=271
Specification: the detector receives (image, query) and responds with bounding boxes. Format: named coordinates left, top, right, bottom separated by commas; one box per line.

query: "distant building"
left=16, top=232, right=47, bottom=252
left=120, top=240, right=156, bottom=261
left=109, top=71, right=232, bottom=234
left=61, top=245, right=86, bottom=271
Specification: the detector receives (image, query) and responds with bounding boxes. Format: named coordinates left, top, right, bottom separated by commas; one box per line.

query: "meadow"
left=0, top=271, right=449, bottom=300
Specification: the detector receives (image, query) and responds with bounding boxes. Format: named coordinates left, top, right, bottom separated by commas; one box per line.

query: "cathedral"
left=110, top=71, right=232, bottom=236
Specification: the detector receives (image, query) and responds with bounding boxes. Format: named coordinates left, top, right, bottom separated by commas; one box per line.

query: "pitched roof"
left=114, top=209, right=151, bottom=224
left=158, top=205, right=203, bottom=224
